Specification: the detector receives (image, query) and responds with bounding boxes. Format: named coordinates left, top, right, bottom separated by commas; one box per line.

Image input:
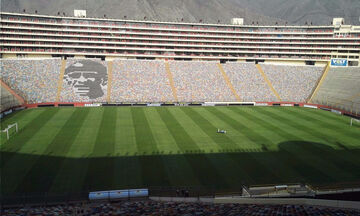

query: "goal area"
left=350, top=118, right=360, bottom=127
left=1, top=123, right=18, bottom=140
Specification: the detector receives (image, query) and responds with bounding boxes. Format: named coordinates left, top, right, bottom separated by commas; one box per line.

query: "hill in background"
left=1, top=0, right=359, bottom=25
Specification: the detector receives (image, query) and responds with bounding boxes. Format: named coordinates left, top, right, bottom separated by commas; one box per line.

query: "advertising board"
left=331, top=59, right=348, bottom=66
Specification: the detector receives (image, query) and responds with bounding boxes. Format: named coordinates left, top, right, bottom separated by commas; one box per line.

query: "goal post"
left=1, top=123, right=18, bottom=140
left=350, top=118, right=360, bottom=127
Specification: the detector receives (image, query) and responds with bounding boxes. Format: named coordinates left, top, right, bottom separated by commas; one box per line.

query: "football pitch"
left=1, top=106, right=360, bottom=197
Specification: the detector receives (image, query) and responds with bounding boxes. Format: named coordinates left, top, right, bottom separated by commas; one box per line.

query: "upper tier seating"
left=260, top=64, right=324, bottom=102
left=311, top=67, right=360, bottom=114
left=1, top=58, right=61, bottom=103
left=170, top=61, right=236, bottom=102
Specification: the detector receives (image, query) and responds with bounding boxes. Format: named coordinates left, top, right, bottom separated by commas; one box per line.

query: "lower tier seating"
left=2, top=59, right=347, bottom=106
left=311, top=67, right=360, bottom=114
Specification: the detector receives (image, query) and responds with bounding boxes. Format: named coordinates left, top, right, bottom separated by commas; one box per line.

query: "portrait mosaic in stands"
left=64, top=60, right=108, bottom=99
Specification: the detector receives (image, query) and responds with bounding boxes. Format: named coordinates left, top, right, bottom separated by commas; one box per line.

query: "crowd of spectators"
left=170, top=61, right=236, bottom=102
left=111, top=59, right=174, bottom=102
left=1, top=58, right=61, bottom=103
left=222, top=62, right=278, bottom=102
left=3, top=200, right=360, bottom=216
left=260, top=63, right=323, bottom=102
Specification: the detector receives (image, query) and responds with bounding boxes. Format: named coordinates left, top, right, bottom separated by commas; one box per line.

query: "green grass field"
left=1, top=106, right=360, bottom=198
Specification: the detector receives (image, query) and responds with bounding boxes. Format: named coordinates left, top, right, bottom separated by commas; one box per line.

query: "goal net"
left=1, top=123, right=18, bottom=140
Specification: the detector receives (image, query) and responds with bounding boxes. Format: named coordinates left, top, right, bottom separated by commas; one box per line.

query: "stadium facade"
left=1, top=12, right=359, bottom=64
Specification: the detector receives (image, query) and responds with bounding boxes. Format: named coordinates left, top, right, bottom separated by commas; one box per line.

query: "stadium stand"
left=111, top=59, right=174, bottom=102
left=0, top=79, right=24, bottom=112
left=310, top=67, right=360, bottom=114
left=170, top=61, right=236, bottom=102
left=0, top=59, right=357, bottom=108
left=217, top=63, right=241, bottom=101
left=222, top=62, right=278, bottom=102
left=260, top=64, right=324, bottom=102
left=1, top=58, right=61, bottom=104
left=1, top=85, right=21, bottom=112
left=2, top=201, right=360, bottom=215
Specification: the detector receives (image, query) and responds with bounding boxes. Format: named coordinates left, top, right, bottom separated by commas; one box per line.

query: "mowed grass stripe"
left=196, top=107, right=257, bottom=150
left=287, top=107, right=357, bottom=130
left=0, top=109, right=41, bottom=146
left=280, top=107, right=350, bottom=139
left=113, top=107, right=137, bottom=155
left=159, top=154, right=203, bottom=187
left=199, top=107, right=280, bottom=186
left=225, top=107, right=308, bottom=182
left=0, top=108, right=54, bottom=156
left=157, top=107, right=201, bottom=151
left=255, top=107, right=323, bottom=142
left=92, top=108, right=117, bottom=156
left=302, top=108, right=351, bottom=125
left=230, top=107, right=303, bottom=143
left=228, top=107, right=293, bottom=147
left=83, top=108, right=116, bottom=191
left=113, top=107, right=142, bottom=189
left=228, top=107, right=354, bottom=185
left=3, top=106, right=360, bottom=195
left=167, top=107, right=218, bottom=152
left=147, top=108, right=199, bottom=187
left=156, top=107, right=213, bottom=186
left=144, top=108, right=179, bottom=153
left=299, top=109, right=360, bottom=146
left=284, top=108, right=360, bottom=142
left=274, top=141, right=350, bottom=185
left=206, top=107, right=298, bottom=183
left=50, top=108, right=103, bottom=194
left=172, top=109, right=255, bottom=186
left=156, top=107, right=230, bottom=189
left=131, top=108, right=159, bottom=153
left=278, top=108, right=359, bottom=147
left=14, top=108, right=89, bottom=194
left=1, top=108, right=59, bottom=171
left=131, top=108, right=170, bottom=187
left=182, top=107, right=238, bottom=150
left=272, top=108, right=360, bottom=173
left=0, top=108, right=37, bottom=129
left=181, top=107, right=266, bottom=187
left=257, top=107, right=356, bottom=181
left=239, top=107, right=341, bottom=183
left=258, top=107, right=329, bottom=142
left=113, top=156, right=144, bottom=189
left=208, top=107, right=271, bottom=149
left=2, top=108, right=73, bottom=195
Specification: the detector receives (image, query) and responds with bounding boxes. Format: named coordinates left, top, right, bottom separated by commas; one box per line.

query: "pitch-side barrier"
left=2, top=101, right=358, bottom=120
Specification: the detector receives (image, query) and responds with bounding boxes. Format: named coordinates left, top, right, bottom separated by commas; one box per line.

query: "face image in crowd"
left=64, top=60, right=108, bottom=99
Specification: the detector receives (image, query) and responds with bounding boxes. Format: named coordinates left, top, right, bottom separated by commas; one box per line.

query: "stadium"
left=1, top=1, right=360, bottom=215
